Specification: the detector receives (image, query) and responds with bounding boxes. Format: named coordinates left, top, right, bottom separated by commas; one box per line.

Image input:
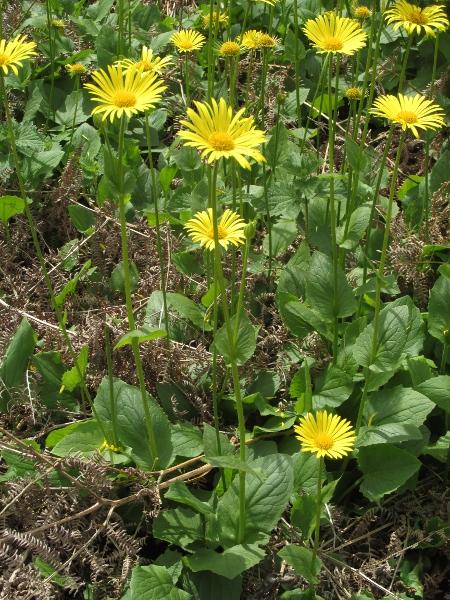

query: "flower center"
left=259, top=34, right=276, bottom=47
left=346, top=87, right=362, bottom=100
left=179, top=40, right=193, bottom=50
left=208, top=131, right=235, bottom=151
left=397, top=110, right=418, bottom=124
left=221, top=42, right=241, bottom=56
left=136, top=60, right=153, bottom=71
left=407, top=9, right=428, bottom=25
left=207, top=225, right=228, bottom=240
left=323, top=36, right=344, bottom=51
left=70, top=64, right=86, bottom=74
left=113, top=91, right=137, bottom=108
left=0, top=53, right=9, bottom=66
left=313, top=433, right=335, bottom=451
left=355, top=7, right=371, bottom=18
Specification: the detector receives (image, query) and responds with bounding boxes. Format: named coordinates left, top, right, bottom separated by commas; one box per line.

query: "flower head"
left=185, top=208, right=246, bottom=250
left=0, top=35, right=37, bottom=76
left=202, top=11, right=229, bottom=28
left=370, top=93, right=445, bottom=137
left=119, top=46, right=173, bottom=75
left=354, top=6, right=372, bottom=18
left=171, top=30, right=206, bottom=52
left=51, top=19, right=65, bottom=28
left=67, top=63, right=87, bottom=76
left=217, top=41, right=244, bottom=57
left=258, top=33, right=280, bottom=47
left=345, top=86, right=363, bottom=100
left=178, top=97, right=267, bottom=169
left=240, top=30, right=264, bottom=49
left=303, top=12, right=368, bottom=54
left=294, top=411, right=357, bottom=459
left=84, top=64, right=166, bottom=122
left=384, top=0, right=449, bottom=37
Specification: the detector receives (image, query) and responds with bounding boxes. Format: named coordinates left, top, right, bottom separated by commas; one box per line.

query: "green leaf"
left=167, top=292, right=212, bottom=331
left=185, top=545, right=265, bottom=580
left=165, top=480, right=213, bottom=516
left=95, top=377, right=174, bottom=469
left=205, top=456, right=265, bottom=480
left=358, top=445, right=421, bottom=501
left=306, top=252, right=356, bottom=322
left=365, top=385, right=434, bottom=429
left=0, top=195, right=25, bottom=225
left=0, top=318, right=37, bottom=413
left=214, top=312, right=258, bottom=366
left=153, top=507, right=204, bottom=548
left=280, top=301, right=331, bottom=341
left=109, top=261, right=139, bottom=295
left=34, top=558, right=77, bottom=589
left=389, top=296, right=425, bottom=357
left=278, top=546, right=322, bottom=585
left=55, top=260, right=92, bottom=306
left=423, top=432, right=450, bottom=462
left=61, top=344, right=89, bottom=392
left=345, top=136, right=369, bottom=173
left=68, top=204, right=96, bottom=233
left=353, top=304, right=409, bottom=372
left=430, top=149, right=450, bottom=195
left=313, top=365, right=354, bottom=409
left=114, top=326, right=166, bottom=349
left=154, top=549, right=184, bottom=584
left=428, top=275, right=450, bottom=343
left=215, top=454, right=294, bottom=547
left=336, top=204, right=371, bottom=250
left=264, top=124, right=290, bottom=176
left=290, top=494, right=317, bottom=539
left=262, top=221, right=298, bottom=257
left=203, top=423, right=235, bottom=458
left=46, top=422, right=81, bottom=448
left=171, top=422, right=204, bottom=458
left=51, top=420, right=104, bottom=457
left=181, top=570, right=242, bottom=600
left=121, top=565, right=192, bottom=600
left=357, top=423, right=423, bottom=447
left=172, top=251, right=204, bottom=277
left=416, top=376, right=450, bottom=413
left=278, top=437, right=322, bottom=497
left=54, top=90, right=92, bottom=128
left=96, top=24, right=118, bottom=70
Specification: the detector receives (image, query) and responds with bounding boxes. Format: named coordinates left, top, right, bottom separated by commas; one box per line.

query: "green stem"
left=45, top=0, right=56, bottom=128
left=68, top=75, right=80, bottom=151
left=105, top=326, right=120, bottom=448
left=310, top=457, right=324, bottom=584
left=300, top=54, right=329, bottom=155
left=293, top=0, right=301, bottom=131
left=398, top=35, right=413, bottom=94
left=116, top=116, right=158, bottom=464
left=117, top=0, right=124, bottom=58
left=262, top=161, right=272, bottom=291
left=0, top=73, right=108, bottom=442
left=211, top=160, right=247, bottom=543
left=184, top=52, right=190, bottom=107
left=440, top=343, right=448, bottom=375
left=145, top=112, right=170, bottom=348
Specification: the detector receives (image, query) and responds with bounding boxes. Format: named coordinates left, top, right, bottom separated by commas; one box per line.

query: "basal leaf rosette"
left=294, top=410, right=357, bottom=459
left=178, top=97, right=267, bottom=169
left=370, top=93, right=445, bottom=138
left=303, top=12, right=368, bottom=54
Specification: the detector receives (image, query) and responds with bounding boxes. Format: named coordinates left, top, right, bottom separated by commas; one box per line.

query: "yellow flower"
left=178, top=97, right=267, bottom=169
left=51, top=19, right=65, bottom=28
left=185, top=208, right=246, bottom=250
left=258, top=33, right=280, bottom=47
left=294, top=411, right=357, bottom=459
left=171, top=30, right=206, bottom=52
left=0, top=35, right=37, bottom=76
left=345, top=86, right=363, bottom=100
left=354, top=6, right=372, bottom=18
left=67, top=63, right=87, bottom=76
left=119, top=46, right=173, bottom=75
left=218, top=41, right=243, bottom=56
left=253, top=0, right=280, bottom=5
left=240, top=30, right=264, bottom=49
left=202, top=11, right=229, bottom=28
left=384, top=0, right=449, bottom=37
left=303, top=12, right=368, bottom=54
left=84, top=64, right=166, bottom=122
left=370, top=93, right=445, bottom=138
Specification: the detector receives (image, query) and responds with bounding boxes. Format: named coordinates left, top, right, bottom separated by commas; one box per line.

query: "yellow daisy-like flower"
left=178, top=97, right=267, bottom=170
left=370, top=93, right=445, bottom=138
left=354, top=6, right=372, bottom=18
left=218, top=41, right=243, bottom=57
left=303, top=12, right=368, bottom=54
left=258, top=33, right=280, bottom=47
left=345, top=86, right=363, bottom=100
left=202, top=11, right=229, bottom=29
left=119, top=46, right=173, bottom=75
left=84, top=64, right=166, bottom=122
left=240, top=30, right=264, bottom=49
left=171, top=30, right=206, bottom=53
left=294, top=411, right=357, bottom=459
left=51, top=19, right=65, bottom=28
left=384, top=0, right=449, bottom=37
left=185, top=208, right=246, bottom=251
left=0, top=35, right=37, bottom=76
left=67, top=63, right=87, bottom=76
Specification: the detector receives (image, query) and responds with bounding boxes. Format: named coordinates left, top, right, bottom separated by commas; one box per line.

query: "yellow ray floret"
left=303, top=12, right=368, bottom=54
left=240, top=30, right=264, bottom=49
left=384, top=0, right=449, bottom=37
left=0, top=35, right=37, bottom=76
left=185, top=208, right=246, bottom=251
left=171, top=30, right=206, bottom=52
left=370, top=93, right=445, bottom=138
left=84, top=64, right=166, bottom=122
left=294, top=410, right=357, bottom=459
left=178, top=97, right=267, bottom=169
left=119, top=46, right=173, bottom=75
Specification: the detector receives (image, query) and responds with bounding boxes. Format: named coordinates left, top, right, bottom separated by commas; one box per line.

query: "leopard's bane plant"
left=0, top=34, right=36, bottom=74
left=302, top=12, right=368, bottom=55
left=384, top=0, right=449, bottom=37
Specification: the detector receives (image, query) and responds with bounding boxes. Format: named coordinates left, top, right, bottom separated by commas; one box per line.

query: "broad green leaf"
left=54, top=90, right=92, bottom=128
left=156, top=381, right=198, bottom=422
left=51, top=420, right=104, bottom=457
left=430, top=149, right=450, bottom=195
left=172, top=251, right=204, bottom=277
left=205, top=456, right=265, bottom=480
left=165, top=480, right=213, bottom=516
left=416, top=376, right=450, bottom=413
left=280, top=301, right=331, bottom=340
left=0, top=195, right=25, bottom=225
left=290, top=494, right=317, bottom=539
left=278, top=436, right=321, bottom=497
left=114, top=326, right=167, bottom=349
left=313, top=365, right=354, bottom=409
left=262, top=221, right=298, bottom=257
left=0, top=318, right=37, bottom=413
left=264, top=123, right=290, bottom=176
left=389, top=296, right=425, bottom=357
left=68, top=204, right=96, bottom=233
left=423, top=433, right=450, bottom=462
left=121, top=565, right=192, bottom=600
left=167, top=292, right=212, bottom=331
left=159, top=164, right=178, bottom=191
left=34, top=558, right=77, bottom=589
left=358, top=445, right=421, bottom=501
left=345, top=136, right=369, bottom=173
left=0, top=440, right=40, bottom=480
left=95, top=377, right=174, bottom=469
left=61, top=345, right=88, bottom=392
left=109, top=260, right=139, bottom=295
left=353, top=304, right=409, bottom=372
left=181, top=570, right=242, bottom=600
left=276, top=264, right=306, bottom=304
left=171, top=422, right=203, bottom=458
left=32, top=351, right=79, bottom=411
left=428, top=275, right=450, bottom=343
left=214, top=312, right=258, bottom=366
left=55, top=260, right=92, bottom=306
left=185, top=545, right=265, bottom=580
left=154, top=549, right=184, bottom=584
left=357, top=423, right=423, bottom=447
left=96, top=24, right=118, bottom=70
left=46, top=422, right=81, bottom=448
left=365, top=386, right=434, bottom=429
left=336, top=204, right=371, bottom=250
left=306, top=252, right=356, bottom=322
left=215, top=454, right=294, bottom=547
left=278, top=546, right=322, bottom=585
left=203, top=423, right=235, bottom=458
left=153, top=507, right=204, bottom=548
